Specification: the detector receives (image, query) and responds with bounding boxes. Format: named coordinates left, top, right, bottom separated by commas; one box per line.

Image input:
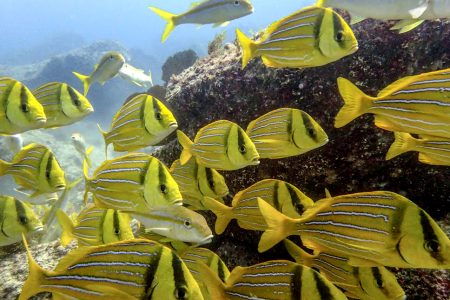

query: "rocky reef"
left=161, top=49, right=199, bottom=84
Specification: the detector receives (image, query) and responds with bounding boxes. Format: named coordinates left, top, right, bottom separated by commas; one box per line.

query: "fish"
left=256, top=191, right=450, bottom=269
left=202, top=179, right=315, bottom=234
left=1, top=134, right=23, bottom=154
left=317, top=0, right=450, bottom=33
left=131, top=205, right=213, bottom=245
left=0, top=143, right=66, bottom=197
left=0, top=77, right=46, bottom=135
left=98, top=93, right=178, bottom=156
left=246, top=108, right=329, bottom=159
left=150, top=0, right=254, bottom=42
left=83, top=152, right=183, bottom=212
left=137, top=226, right=191, bottom=251
left=177, top=120, right=260, bottom=171
left=386, top=132, right=450, bottom=166
left=32, top=82, right=94, bottom=128
left=71, top=132, right=94, bottom=168
left=197, top=259, right=348, bottom=300
left=56, top=205, right=134, bottom=246
left=169, top=158, right=229, bottom=210
left=20, top=238, right=204, bottom=300
left=73, top=51, right=126, bottom=95
left=119, top=63, right=153, bottom=89
left=284, top=239, right=405, bottom=300
left=236, top=6, right=358, bottom=69
left=0, top=196, right=43, bottom=246
left=334, top=68, right=450, bottom=138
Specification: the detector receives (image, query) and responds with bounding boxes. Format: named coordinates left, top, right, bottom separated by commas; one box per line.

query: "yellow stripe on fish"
left=0, top=77, right=46, bottom=135
left=246, top=108, right=329, bottom=159
left=83, top=153, right=182, bottom=212
left=257, top=191, right=450, bottom=269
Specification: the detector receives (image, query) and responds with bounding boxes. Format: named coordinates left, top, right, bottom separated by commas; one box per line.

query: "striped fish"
left=170, top=158, right=229, bottom=210
left=335, top=68, right=450, bottom=138
left=246, top=108, right=329, bottom=159
left=198, top=259, right=347, bottom=300
left=98, top=93, right=177, bottom=156
left=203, top=179, right=315, bottom=234
left=257, top=191, right=450, bottom=269
left=0, top=77, right=46, bottom=135
left=236, top=6, right=358, bottom=69
left=284, top=239, right=405, bottom=300
left=0, top=143, right=66, bottom=198
left=20, top=238, right=204, bottom=300
left=0, top=195, right=43, bottom=246
left=386, top=132, right=450, bottom=165
left=33, top=82, right=93, bottom=128
left=177, top=120, right=260, bottom=171
left=83, top=153, right=183, bottom=212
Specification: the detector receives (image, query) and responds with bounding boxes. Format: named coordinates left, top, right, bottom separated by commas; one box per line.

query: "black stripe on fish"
left=158, top=162, right=167, bottom=190
left=301, top=111, right=317, bottom=141
left=20, top=85, right=29, bottom=114
left=287, top=109, right=293, bottom=141
left=371, top=267, right=384, bottom=289
left=313, top=9, right=325, bottom=55
left=140, top=159, right=151, bottom=185
left=237, top=128, right=247, bottom=155
left=99, top=209, right=108, bottom=243
left=313, top=270, right=333, bottom=300
left=3, top=81, right=15, bottom=122
left=143, top=247, right=163, bottom=297
left=291, top=264, right=302, bottom=300
left=273, top=181, right=280, bottom=211
left=218, top=259, right=226, bottom=282
left=172, top=251, right=188, bottom=300
left=45, top=153, right=53, bottom=181
left=152, top=97, right=163, bottom=124
left=332, top=10, right=345, bottom=48
left=15, top=198, right=29, bottom=226
left=67, top=86, right=82, bottom=109
left=113, top=210, right=121, bottom=238
left=420, top=210, right=444, bottom=263
left=287, top=184, right=306, bottom=215
left=205, top=167, right=215, bottom=193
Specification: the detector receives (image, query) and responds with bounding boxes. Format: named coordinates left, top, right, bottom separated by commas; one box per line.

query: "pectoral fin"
left=391, top=19, right=425, bottom=34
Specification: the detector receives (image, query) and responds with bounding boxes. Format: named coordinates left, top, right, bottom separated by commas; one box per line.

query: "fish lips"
left=251, top=157, right=260, bottom=165
left=197, top=234, right=214, bottom=245
left=36, top=117, right=47, bottom=125
left=169, top=122, right=178, bottom=128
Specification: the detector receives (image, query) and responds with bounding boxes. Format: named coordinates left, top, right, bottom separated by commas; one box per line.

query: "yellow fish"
left=20, top=238, right=204, bottom=300
left=56, top=206, right=134, bottom=246
left=177, top=120, right=260, bottom=171
left=257, top=191, right=450, bottom=269
left=83, top=153, right=182, bottom=212
left=284, top=239, right=405, bottom=300
left=98, top=93, right=178, bottom=156
left=246, top=108, right=329, bottom=159
left=0, top=143, right=66, bottom=197
left=73, top=51, right=126, bottom=96
left=0, top=196, right=43, bottom=246
left=0, top=77, right=46, bottom=135
left=202, top=179, right=315, bottom=234
left=170, top=158, right=229, bottom=210
left=236, top=6, right=358, bottom=69
left=387, top=132, right=450, bottom=166
left=335, top=68, right=450, bottom=138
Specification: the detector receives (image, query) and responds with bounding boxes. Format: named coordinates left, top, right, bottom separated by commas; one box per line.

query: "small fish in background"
left=0, top=143, right=66, bottom=198
left=246, top=108, right=329, bottom=159
left=118, top=63, right=153, bottom=89
left=72, top=51, right=126, bottom=96
left=20, top=238, right=204, bottom=300
left=284, top=239, right=406, bottom=300
left=0, top=195, right=43, bottom=246
left=317, top=0, right=450, bottom=33
left=177, top=120, right=260, bottom=171
left=386, top=132, right=450, bottom=166
left=83, top=153, right=183, bottom=212
left=197, top=259, right=348, bottom=300
left=131, top=205, right=213, bottom=245
left=150, top=0, right=254, bottom=42
left=256, top=191, right=450, bottom=269
left=236, top=6, right=358, bottom=69
left=170, top=158, right=229, bottom=210
left=203, top=180, right=314, bottom=234
left=33, top=82, right=94, bottom=128
left=71, top=132, right=93, bottom=167
left=98, top=93, right=178, bottom=156
left=56, top=205, right=134, bottom=246
left=2, top=134, right=23, bottom=154
left=334, top=68, right=450, bottom=138
left=0, top=77, right=46, bottom=135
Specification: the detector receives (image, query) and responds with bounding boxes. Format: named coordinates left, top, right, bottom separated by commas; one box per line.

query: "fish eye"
left=234, top=0, right=240, bottom=6
left=336, top=31, right=344, bottom=42
left=74, top=99, right=81, bottom=107
left=183, top=219, right=192, bottom=229
left=160, top=184, right=167, bottom=194
left=155, top=112, right=162, bottom=120
left=21, top=103, right=29, bottom=113
left=114, top=228, right=120, bottom=234
left=19, top=216, right=28, bottom=224
left=174, top=286, right=187, bottom=299
left=109, top=55, right=114, bottom=60
left=424, top=240, right=440, bottom=253
left=375, top=276, right=384, bottom=288
left=239, top=145, right=246, bottom=154
left=295, top=203, right=305, bottom=214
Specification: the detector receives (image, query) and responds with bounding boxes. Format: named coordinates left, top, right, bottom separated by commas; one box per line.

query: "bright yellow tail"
left=97, top=123, right=109, bottom=159
left=236, top=29, right=257, bottom=69
left=56, top=209, right=75, bottom=246
left=334, top=77, right=373, bottom=128
left=283, top=239, right=313, bottom=266
left=195, top=262, right=227, bottom=300
left=201, top=197, right=233, bottom=234
left=177, top=130, right=194, bottom=165
left=386, top=132, right=415, bottom=160
left=72, top=72, right=91, bottom=96
left=149, top=6, right=177, bottom=43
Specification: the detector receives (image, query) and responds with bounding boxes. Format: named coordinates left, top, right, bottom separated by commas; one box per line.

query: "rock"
left=161, top=49, right=199, bottom=85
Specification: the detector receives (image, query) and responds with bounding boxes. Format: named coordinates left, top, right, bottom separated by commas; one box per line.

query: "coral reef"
left=161, top=49, right=198, bottom=84
left=207, top=31, right=226, bottom=55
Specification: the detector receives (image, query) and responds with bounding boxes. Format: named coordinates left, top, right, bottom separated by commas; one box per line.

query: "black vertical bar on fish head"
left=301, top=111, right=318, bottom=142
left=152, top=97, right=163, bottom=124
left=313, top=270, right=333, bottom=300
left=237, top=127, right=246, bottom=155
left=144, top=247, right=163, bottom=297
left=20, top=85, right=29, bottom=114
left=2, top=81, right=15, bottom=122
left=371, top=267, right=384, bottom=289
left=217, top=259, right=226, bottom=282
left=45, top=152, right=54, bottom=182
left=171, top=251, right=188, bottom=299
left=140, top=158, right=152, bottom=186
left=14, top=198, right=28, bottom=227
left=113, top=210, right=121, bottom=238
left=313, top=8, right=325, bottom=56
left=273, top=181, right=281, bottom=211
left=67, top=85, right=82, bottom=110
left=332, top=10, right=346, bottom=49
left=287, top=183, right=306, bottom=215
left=205, top=167, right=215, bottom=193
left=99, top=209, right=108, bottom=243
left=420, top=210, right=445, bottom=263
left=291, top=264, right=303, bottom=300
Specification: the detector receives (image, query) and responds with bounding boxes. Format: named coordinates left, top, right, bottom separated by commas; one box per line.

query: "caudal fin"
left=72, top=72, right=91, bottom=96
left=56, top=209, right=75, bottom=246
left=0, top=159, right=10, bottom=176
left=201, top=197, right=233, bottom=234
left=334, top=77, right=373, bottom=128
left=97, top=123, right=109, bottom=159
left=386, top=132, right=415, bottom=160
left=236, top=29, right=257, bottom=69
left=149, top=7, right=177, bottom=42
left=195, top=262, right=227, bottom=300
left=177, top=130, right=194, bottom=165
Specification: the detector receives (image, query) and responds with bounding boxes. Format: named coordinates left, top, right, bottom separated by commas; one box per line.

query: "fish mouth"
left=56, top=185, right=66, bottom=190
left=350, top=44, right=359, bottom=53
left=33, top=226, right=44, bottom=233
left=36, top=117, right=47, bottom=124
left=251, top=158, right=260, bottom=165
left=198, top=235, right=214, bottom=245
left=169, top=122, right=178, bottom=128
left=86, top=107, right=94, bottom=113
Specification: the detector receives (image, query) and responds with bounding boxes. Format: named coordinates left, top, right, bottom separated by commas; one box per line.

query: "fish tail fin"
left=196, top=262, right=227, bottom=300
left=56, top=209, right=75, bottom=246
left=335, top=77, right=373, bottom=128
left=97, top=123, right=109, bottom=159
left=257, top=198, right=297, bottom=253
left=315, top=0, right=325, bottom=7
left=177, top=130, right=193, bottom=165
left=386, top=132, right=416, bottom=160
left=283, top=239, right=313, bottom=265
left=149, top=7, right=177, bottom=42
left=83, top=158, right=91, bottom=204
left=72, top=72, right=91, bottom=96
left=236, top=29, right=257, bottom=69
left=85, top=146, right=94, bottom=168
left=0, top=159, right=11, bottom=176
left=201, top=197, right=233, bottom=234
